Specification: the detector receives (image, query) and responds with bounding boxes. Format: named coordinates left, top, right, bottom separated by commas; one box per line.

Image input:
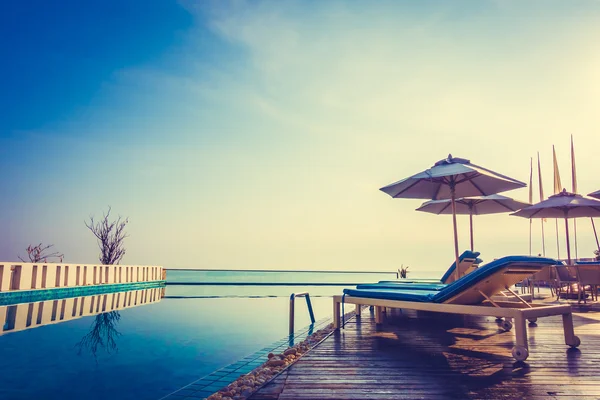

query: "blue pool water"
left=0, top=269, right=442, bottom=400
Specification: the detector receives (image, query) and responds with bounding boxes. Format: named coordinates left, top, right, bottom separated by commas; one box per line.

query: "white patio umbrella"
left=511, top=189, right=600, bottom=263
left=416, top=194, right=531, bottom=252
left=380, top=154, right=527, bottom=281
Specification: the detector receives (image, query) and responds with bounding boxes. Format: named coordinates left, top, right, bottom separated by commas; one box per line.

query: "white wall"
left=0, top=263, right=164, bottom=291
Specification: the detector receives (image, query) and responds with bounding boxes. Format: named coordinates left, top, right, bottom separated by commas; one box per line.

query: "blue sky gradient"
left=2, top=1, right=600, bottom=271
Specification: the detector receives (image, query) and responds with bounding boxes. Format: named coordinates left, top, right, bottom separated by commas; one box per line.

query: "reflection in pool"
left=1, top=287, right=163, bottom=337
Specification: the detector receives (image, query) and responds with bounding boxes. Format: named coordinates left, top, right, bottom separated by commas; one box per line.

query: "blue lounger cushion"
left=357, top=282, right=447, bottom=291
left=344, top=255, right=560, bottom=304
left=343, top=288, right=439, bottom=303
left=433, top=256, right=557, bottom=303
left=575, top=261, right=600, bottom=265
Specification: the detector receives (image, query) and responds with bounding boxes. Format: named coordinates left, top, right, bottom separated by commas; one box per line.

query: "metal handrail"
left=289, top=292, right=315, bottom=336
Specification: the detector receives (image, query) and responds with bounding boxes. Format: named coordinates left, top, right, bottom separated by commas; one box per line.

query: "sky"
left=1, top=0, right=600, bottom=273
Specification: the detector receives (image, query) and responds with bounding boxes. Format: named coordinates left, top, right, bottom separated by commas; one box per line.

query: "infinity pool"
left=0, top=285, right=335, bottom=399
left=0, top=269, right=441, bottom=400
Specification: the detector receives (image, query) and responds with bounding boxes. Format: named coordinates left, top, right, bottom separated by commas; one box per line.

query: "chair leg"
left=562, top=312, right=580, bottom=348
left=375, top=306, right=384, bottom=324
left=512, top=315, right=529, bottom=361
left=557, top=284, right=563, bottom=301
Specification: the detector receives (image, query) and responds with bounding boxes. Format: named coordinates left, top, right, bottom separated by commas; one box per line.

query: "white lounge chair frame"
left=334, top=294, right=579, bottom=361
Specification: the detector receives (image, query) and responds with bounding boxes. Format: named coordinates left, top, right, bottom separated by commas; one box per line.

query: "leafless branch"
left=18, top=243, right=64, bottom=263
left=85, top=206, right=129, bottom=265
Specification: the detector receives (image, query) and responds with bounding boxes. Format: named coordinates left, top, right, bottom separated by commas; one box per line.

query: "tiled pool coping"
left=160, top=316, right=334, bottom=400
left=0, top=281, right=166, bottom=306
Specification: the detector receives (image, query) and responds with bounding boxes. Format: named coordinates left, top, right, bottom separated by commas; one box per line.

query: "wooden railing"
left=0, top=263, right=164, bottom=292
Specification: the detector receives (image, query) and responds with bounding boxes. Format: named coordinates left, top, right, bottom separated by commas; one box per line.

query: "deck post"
left=333, top=298, right=341, bottom=329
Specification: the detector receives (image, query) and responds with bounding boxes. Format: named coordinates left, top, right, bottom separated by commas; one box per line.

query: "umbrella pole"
left=469, top=212, right=474, bottom=252
left=564, top=217, right=571, bottom=265
left=451, top=189, right=460, bottom=282
left=555, top=219, right=560, bottom=259
left=529, top=219, right=532, bottom=256
left=592, top=218, right=600, bottom=251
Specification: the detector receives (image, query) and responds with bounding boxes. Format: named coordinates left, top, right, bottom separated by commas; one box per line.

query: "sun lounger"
left=334, top=256, right=580, bottom=361
left=361, top=252, right=534, bottom=302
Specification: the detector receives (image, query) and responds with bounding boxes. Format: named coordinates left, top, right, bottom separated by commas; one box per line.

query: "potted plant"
left=398, top=265, right=409, bottom=279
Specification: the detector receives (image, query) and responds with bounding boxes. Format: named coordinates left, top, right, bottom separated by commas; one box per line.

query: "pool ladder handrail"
left=289, top=292, right=315, bottom=336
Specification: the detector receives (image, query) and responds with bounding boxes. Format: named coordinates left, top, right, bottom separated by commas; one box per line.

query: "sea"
left=0, top=269, right=443, bottom=400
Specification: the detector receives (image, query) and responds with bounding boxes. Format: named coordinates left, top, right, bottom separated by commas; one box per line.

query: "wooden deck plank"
left=250, top=301, right=600, bottom=400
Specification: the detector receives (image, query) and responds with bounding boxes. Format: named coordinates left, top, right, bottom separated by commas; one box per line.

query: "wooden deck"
left=250, top=298, right=600, bottom=400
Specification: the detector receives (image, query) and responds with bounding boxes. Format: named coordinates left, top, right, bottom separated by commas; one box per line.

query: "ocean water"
left=0, top=269, right=443, bottom=400
left=167, top=269, right=411, bottom=285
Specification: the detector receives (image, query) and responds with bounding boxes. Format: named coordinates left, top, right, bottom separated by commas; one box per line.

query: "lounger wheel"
left=512, top=346, right=529, bottom=361
left=501, top=320, right=513, bottom=331
left=569, top=336, right=581, bottom=348
left=528, top=318, right=537, bottom=324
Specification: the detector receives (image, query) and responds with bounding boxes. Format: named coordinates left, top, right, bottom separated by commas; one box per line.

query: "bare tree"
left=18, top=243, right=64, bottom=263
left=85, top=207, right=129, bottom=265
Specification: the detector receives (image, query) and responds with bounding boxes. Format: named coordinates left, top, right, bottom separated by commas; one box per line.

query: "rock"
left=266, top=359, right=285, bottom=367
left=283, top=348, right=297, bottom=356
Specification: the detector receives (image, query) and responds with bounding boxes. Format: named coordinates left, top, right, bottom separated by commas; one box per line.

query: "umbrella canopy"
left=380, top=156, right=527, bottom=200
left=416, top=194, right=531, bottom=251
left=588, top=190, right=600, bottom=200
left=511, top=189, right=600, bottom=263
left=380, top=154, right=527, bottom=280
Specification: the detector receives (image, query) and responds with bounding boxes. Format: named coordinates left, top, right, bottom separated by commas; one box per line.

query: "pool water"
left=0, top=270, right=442, bottom=400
